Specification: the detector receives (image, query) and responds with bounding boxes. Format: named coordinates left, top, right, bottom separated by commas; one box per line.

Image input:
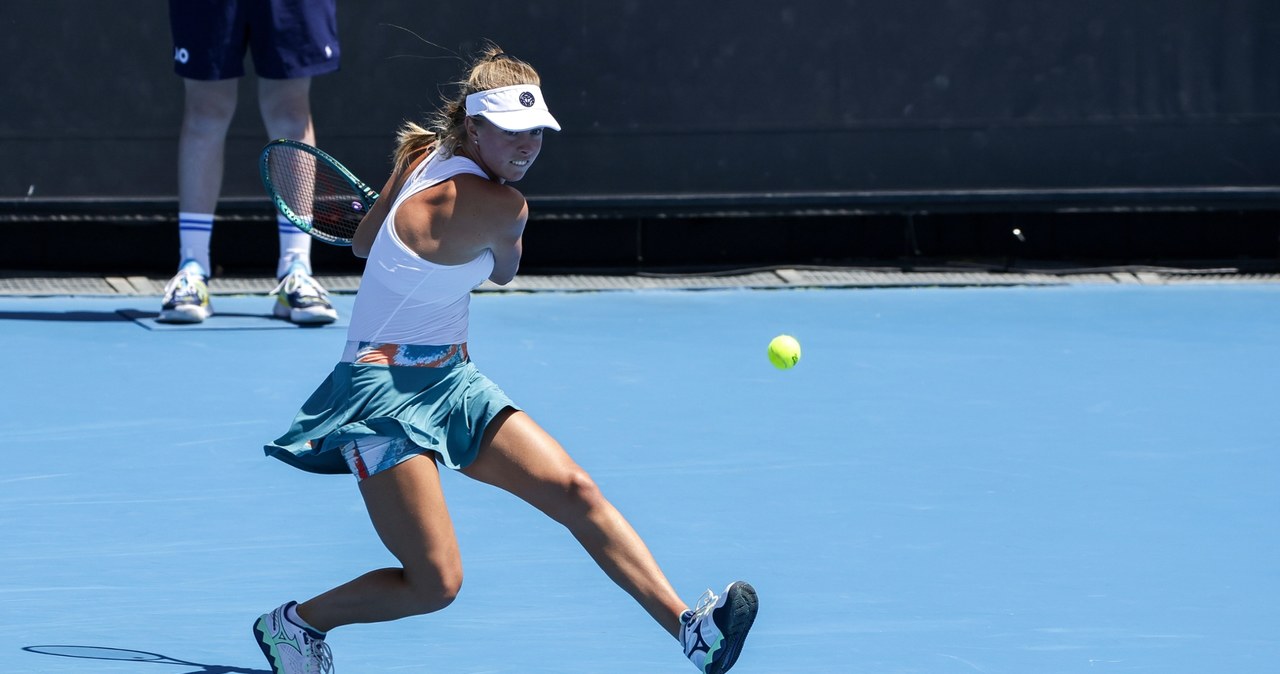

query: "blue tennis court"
left=2, top=283, right=1277, bottom=673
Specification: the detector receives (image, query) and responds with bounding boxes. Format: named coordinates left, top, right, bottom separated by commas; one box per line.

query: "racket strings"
left=268, top=147, right=367, bottom=243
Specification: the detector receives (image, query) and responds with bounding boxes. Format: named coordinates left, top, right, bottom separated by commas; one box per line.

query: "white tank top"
left=345, top=152, right=495, bottom=348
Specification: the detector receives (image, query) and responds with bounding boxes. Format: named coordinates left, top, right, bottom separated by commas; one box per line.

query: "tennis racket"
left=259, top=139, right=380, bottom=246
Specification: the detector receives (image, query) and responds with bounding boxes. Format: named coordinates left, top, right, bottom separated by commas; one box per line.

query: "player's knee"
left=405, top=558, right=463, bottom=613
left=258, top=99, right=311, bottom=138
left=555, top=469, right=606, bottom=520
left=433, top=569, right=463, bottom=611
left=184, top=96, right=237, bottom=129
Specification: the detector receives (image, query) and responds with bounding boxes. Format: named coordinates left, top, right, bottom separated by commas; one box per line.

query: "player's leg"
left=176, top=77, right=236, bottom=272
left=168, top=0, right=244, bottom=281
left=158, top=78, right=237, bottom=323
left=251, top=0, right=340, bottom=325
left=258, top=77, right=315, bottom=149
left=178, top=78, right=238, bottom=217
left=460, top=409, right=688, bottom=638
left=294, top=451, right=464, bottom=632
left=256, top=76, right=339, bottom=324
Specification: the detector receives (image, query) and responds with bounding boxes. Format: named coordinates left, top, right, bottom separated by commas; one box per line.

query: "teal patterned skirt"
left=264, top=342, right=518, bottom=474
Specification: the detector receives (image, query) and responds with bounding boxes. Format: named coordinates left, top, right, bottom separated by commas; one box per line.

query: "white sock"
left=278, top=215, right=312, bottom=277
left=285, top=602, right=324, bottom=636
left=178, top=211, right=214, bottom=275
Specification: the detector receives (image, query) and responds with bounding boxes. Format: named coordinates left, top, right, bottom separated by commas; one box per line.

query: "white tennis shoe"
left=680, top=581, right=759, bottom=674
left=270, top=266, right=338, bottom=324
left=158, top=262, right=211, bottom=323
left=253, top=601, right=333, bottom=674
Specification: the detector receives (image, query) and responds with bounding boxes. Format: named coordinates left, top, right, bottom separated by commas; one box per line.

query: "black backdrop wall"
left=1, top=1, right=1278, bottom=273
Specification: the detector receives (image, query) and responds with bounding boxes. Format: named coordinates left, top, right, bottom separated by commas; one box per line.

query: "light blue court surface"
left=1, top=285, right=1277, bottom=673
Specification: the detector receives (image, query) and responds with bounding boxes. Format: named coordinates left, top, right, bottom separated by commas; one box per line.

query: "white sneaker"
left=157, top=262, right=211, bottom=323
left=270, top=267, right=338, bottom=324
left=252, top=601, right=333, bottom=674
left=679, top=581, right=758, bottom=674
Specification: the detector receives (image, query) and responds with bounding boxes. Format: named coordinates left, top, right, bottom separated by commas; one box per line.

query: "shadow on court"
left=22, top=645, right=268, bottom=674
left=0, top=310, right=133, bottom=323
left=0, top=305, right=344, bottom=329
left=0, top=309, right=279, bottom=323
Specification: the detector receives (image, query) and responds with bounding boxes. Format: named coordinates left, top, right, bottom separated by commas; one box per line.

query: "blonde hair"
left=393, top=43, right=545, bottom=170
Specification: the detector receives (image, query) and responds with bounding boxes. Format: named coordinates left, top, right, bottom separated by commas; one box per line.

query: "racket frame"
left=259, top=138, right=380, bottom=246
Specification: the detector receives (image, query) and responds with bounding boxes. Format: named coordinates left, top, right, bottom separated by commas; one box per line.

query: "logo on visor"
left=519, top=91, right=536, bottom=107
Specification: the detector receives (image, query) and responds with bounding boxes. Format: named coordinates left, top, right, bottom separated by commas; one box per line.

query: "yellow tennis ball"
left=767, top=334, right=801, bottom=370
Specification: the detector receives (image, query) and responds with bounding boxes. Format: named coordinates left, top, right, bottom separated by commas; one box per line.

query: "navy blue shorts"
left=169, top=0, right=340, bottom=80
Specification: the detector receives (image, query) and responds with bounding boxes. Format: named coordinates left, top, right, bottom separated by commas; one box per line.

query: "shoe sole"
left=273, top=303, right=338, bottom=325
left=251, top=617, right=284, bottom=673
left=158, top=308, right=212, bottom=324
left=289, top=312, right=338, bottom=324
left=708, top=581, right=758, bottom=674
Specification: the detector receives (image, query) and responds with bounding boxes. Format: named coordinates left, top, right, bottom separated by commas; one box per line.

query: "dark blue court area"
left=2, top=284, right=1277, bottom=673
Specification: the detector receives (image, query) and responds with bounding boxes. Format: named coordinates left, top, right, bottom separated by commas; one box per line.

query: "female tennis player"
left=255, top=45, right=758, bottom=674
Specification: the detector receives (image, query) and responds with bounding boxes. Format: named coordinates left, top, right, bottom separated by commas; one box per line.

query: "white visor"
left=465, top=85, right=561, bottom=132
